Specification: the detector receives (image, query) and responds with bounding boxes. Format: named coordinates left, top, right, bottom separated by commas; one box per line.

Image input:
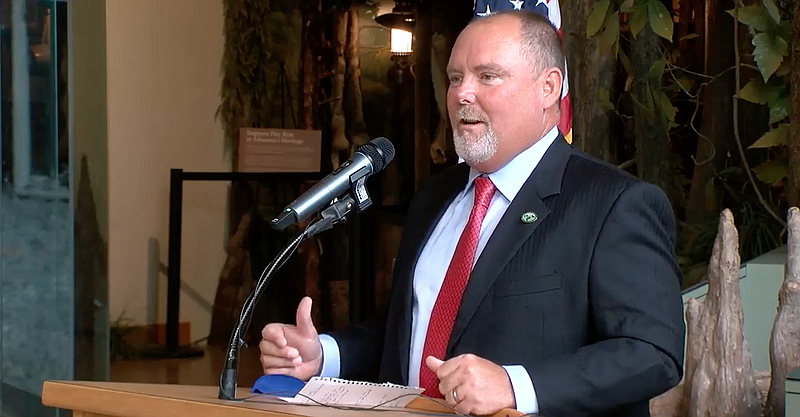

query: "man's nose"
left=452, top=80, right=476, bottom=104
left=456, top=86, right=476, bottom=105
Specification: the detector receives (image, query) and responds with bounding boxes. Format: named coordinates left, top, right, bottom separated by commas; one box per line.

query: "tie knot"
left=473, top=176, right=495, bottom=209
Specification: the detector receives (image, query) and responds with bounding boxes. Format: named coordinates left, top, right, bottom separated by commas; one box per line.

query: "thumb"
left=425, top=356, right=445, bottom=372
left=295, top=296, right=316, bottom=336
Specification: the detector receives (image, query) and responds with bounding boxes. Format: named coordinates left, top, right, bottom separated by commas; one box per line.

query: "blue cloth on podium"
left=250, top=374, right=306, bottom=397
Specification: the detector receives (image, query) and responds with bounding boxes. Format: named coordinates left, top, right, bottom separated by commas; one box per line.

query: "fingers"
left=261, top=323, right=287, bottom=348
left=431, top=355, right=461, bottom=380
left=260, top=353, right=302, bottom=370
left=295, top=296, right=317, bottom=337
left=431, top=354, right=515, bottom=415
left=426, top=356, right=466, bottom=401
left=424, top=356, right=445, bottom=373
left=438, top=371, right=466, bottom=402
left=258, top=337, right=297, bottom=357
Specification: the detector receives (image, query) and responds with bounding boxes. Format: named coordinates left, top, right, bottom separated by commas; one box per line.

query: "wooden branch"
left=617, top=158, right=636, bottom=170
left=346, top=5, right=370, bottom=152
left=330, top=7, right=349, bottom=168
left=764, top=207, right=800, bottom=416
left=680, top=209, right=761, bottom=417
left=298, top=0, right=320, bottom=131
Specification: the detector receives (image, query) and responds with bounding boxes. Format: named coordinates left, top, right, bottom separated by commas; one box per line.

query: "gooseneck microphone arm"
left=218, top=195, right=357, bottom=400
left=217, top=137, right=394, bottom=401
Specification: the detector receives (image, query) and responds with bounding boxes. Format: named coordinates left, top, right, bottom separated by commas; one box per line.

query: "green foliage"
left=727, top=5, right=772, bottom=32
left=729, top=0, right=792, bottom=189
left=728, top=0, right=789, bottom=82
left=585, top=0, right=791, bottom=285
left=752, top=157, right=788, bottom=186
left=739, top=76, right=784, bottom=104
left=646, top=0, right=673, bottom=41
left=768, top=92, right=789, bottom=124
left=751, top=32, right=788, bottom=82
left=586, top=0, right=686, bottom=135
left=748, top=123, right=790, bottom=149
left=586, top=0, right=610, bottom=37
left=588, top=0, right=674, bottom=43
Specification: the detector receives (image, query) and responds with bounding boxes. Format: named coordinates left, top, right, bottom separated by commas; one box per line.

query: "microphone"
left=270, top=137, right=395, bottom=230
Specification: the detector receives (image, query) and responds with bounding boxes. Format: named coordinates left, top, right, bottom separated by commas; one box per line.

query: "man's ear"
left=540, top=67, right=563, bottom=108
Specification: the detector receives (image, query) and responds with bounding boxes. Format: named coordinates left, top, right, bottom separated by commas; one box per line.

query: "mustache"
left=456, top=106, right=488, bottom=123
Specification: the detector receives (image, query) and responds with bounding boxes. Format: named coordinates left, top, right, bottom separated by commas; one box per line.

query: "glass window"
left=0, top=1, right=90, bottom=416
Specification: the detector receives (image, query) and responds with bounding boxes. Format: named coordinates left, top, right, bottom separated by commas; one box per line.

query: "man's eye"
left=481, top=74, right=497, bottom=81
left=449, top=75, right=462, bottom=84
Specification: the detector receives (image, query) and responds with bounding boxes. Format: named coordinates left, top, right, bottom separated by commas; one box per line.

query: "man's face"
left=446, top=16, right=543, bottom=171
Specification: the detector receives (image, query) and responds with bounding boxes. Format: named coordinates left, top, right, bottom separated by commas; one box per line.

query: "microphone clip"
left=304, top=183, right=372, bottom=238
left=351, top=175, right=373, bottom=213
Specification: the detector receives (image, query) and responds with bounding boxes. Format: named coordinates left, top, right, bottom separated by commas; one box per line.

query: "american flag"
left=473, top=0, right=573, bottom=144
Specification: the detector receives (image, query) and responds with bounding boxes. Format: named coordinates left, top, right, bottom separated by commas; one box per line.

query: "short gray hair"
left=476, top=10, right=565, bottom=81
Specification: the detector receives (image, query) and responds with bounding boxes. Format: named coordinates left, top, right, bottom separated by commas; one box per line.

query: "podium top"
left=42, top=380, right=523, bottom=417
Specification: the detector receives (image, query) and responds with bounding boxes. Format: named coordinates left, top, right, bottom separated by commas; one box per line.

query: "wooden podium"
left=42, top=380, right=525, bottom=417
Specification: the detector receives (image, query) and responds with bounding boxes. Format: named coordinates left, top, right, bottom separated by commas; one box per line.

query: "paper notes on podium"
left=289, top=377, right=425, bottom=409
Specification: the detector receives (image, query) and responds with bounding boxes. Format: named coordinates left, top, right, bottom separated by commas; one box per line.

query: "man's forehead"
left=465, top=14, right=521, bottom=36
left=454, top=18, right=520, bottom=51
left=449, top=24, right=521, bottom=66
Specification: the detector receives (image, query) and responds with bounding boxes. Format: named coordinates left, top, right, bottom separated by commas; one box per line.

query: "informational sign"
left=238, top=128, right=322, bottom=173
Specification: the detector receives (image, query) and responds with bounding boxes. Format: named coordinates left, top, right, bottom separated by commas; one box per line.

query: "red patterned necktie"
left=418, top=176, right=496, bottom=398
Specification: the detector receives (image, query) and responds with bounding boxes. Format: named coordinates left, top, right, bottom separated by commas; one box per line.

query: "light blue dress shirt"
left=318, top=126, right=561, bottom=414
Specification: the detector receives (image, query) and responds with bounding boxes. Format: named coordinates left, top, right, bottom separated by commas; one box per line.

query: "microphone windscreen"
left=360, top=137, right=395, bottom=172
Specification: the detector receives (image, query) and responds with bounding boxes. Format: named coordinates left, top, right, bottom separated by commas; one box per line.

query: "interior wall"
left=106, top=0, right=228, bottom=344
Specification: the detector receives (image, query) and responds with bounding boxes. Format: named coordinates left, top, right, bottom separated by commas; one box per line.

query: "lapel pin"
left=521, top=212, right=538, bottom=224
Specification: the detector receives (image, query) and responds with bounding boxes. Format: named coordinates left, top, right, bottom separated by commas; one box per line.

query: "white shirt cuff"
left=317, top=334, right=341, bottom=378
left=503, top=365, right=539, bottom=415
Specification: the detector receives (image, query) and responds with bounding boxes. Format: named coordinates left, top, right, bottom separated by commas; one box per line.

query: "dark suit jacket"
left=329, top=136, right=685, bottom=416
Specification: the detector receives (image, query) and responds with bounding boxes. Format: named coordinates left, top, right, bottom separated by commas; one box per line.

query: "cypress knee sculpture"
left=680, top=209, right=760, bottom=417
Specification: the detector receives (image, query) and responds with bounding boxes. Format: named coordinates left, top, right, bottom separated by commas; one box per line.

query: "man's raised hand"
left=259, top=296, right=322, bottom=381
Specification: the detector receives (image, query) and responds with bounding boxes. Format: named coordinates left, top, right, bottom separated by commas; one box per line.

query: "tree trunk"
left=680, top=209, right=761, bottom=417
left=562, top=0, right=617, bottom=163
left=686, top=0, right=735, bottom=223
left=414, top=1, right=432, bottom=189
left=330, top=8, right=349, bottom=167
left=298, top=0, right=319, bottom=131
left=346, top=5, right=370, bottom=152
left=631, top=25, right=674, bottom=200
left=787, top=1, right=800, bottom=208
left=764, top=207, right=800, bottom=417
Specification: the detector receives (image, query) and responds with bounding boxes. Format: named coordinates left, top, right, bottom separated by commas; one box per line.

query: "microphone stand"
left=218, top=193, right=362, bottom=400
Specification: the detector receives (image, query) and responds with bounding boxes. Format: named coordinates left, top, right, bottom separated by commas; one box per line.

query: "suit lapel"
left=397, top=163, right=470, bottom=383
left=447, top=136, right=573, bottom=354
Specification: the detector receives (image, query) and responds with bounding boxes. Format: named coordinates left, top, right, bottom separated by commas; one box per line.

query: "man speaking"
left=258, top=10, right=685, bottom=417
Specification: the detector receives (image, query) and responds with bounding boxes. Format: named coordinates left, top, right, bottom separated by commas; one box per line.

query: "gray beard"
left=454, top=123, right=498, bottom=165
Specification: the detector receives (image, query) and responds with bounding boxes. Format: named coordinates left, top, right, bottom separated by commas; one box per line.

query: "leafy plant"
left=732, top=0, right=792, bottom=188
left=588, top=0, right=688, bottom=135
left=109, top=311, right=140, bottom=361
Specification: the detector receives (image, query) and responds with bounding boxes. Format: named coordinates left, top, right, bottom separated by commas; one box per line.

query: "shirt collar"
left=465, top=125, right=560, bottom=202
